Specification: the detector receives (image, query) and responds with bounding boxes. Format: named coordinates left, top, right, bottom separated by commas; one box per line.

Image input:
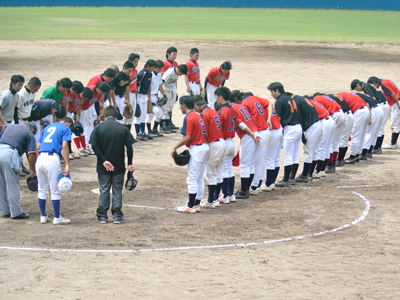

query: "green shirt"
left=41, top=85, right=63, bottom=103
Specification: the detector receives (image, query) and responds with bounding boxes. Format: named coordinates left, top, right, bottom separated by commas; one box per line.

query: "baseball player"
left=309, top=98, right=335, bottom=178
left=337, top=92, right=370, bottom=164
left=15, top=77, right=41, bottom=124
left=193, top=96, right=226, bottom=208
left=241, top=93, right=272, bottom=194
left=367, top=77, right=400, bottom=149
left=36, top=117, right=73, bottom=225
left=80, top=82, right=110, bottom=152
left=114, top=61, right=134, bottom=124
left=105, top=65, right=119, bottom=108
left=87, top=68, right=116, bottom=86
left=147, top=60, right=167, bottom=137
left=171, top=95, right=209, bottom=214
left=161, top=47, right=180, bottom=131
left=204, top=61, right=231, bottom=109
left=312, top=93, right=345, bottom=173
left=135, top=60, right=156, bottom=141
left=291, top=94, right=322, bottom=183
left=268, top=82, right=302, bottom=187
left=185, top=48, right=203, bottom=96
left=124, top=53, right=140, bottom=132
left=160, top=64, right=188, bottom=134
left=41, top=78, right=72, bottom=104
left=229, top=91, right=262, bottom=198
left=0, top=75, right=25, bottom=131
left=351, top=79, right=388, bottom=154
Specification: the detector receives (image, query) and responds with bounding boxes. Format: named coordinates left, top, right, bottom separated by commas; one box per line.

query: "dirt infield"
left=0, top=40, right=400, bottom=299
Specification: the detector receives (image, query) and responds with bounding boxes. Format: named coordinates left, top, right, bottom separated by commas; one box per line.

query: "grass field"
left=1, top=7, right=400, bottom=43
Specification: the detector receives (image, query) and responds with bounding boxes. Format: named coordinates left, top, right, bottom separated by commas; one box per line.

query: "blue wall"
left=1, top=0, right=400, bottom=10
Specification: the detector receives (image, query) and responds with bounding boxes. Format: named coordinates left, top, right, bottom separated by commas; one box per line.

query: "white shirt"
left=17, top=86, right=35, bottom=120
left=151, top=71, right=163, bottom=95
left=162, top=68, right=179, bottom=92
left=0, top=89, right=18, bottom=123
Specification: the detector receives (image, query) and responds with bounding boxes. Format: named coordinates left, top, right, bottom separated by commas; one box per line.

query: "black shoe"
left=288, top=179, right=296, bottom=185
left=235, top=190, right=249, bottom=199
left=152, top=129, right=163, bottom=137
left=344, top=157, right=355, bottom=164
left=170, top=122, right=179, bottom=130
left=3, top=214, right=10, bottom=218
left=167, top=125, right=177, bottom=133
left=325, top=165, right=334, bottom=173
left=295, top=175, right=308, bottom=183
left=160, top=126, right=171, bottom=134
left=335, top=160, right=345, bottom=167
left=359, top=155, right=367, bottom=161
left=275, top=180, right=289, bottom=187
left=355, top=156, right=360, bottom=163
left=143, top=134, right=153, bottom=140
left=367, top=152, right=373, bottom=159
left=12, top=213, right=29, bottom=219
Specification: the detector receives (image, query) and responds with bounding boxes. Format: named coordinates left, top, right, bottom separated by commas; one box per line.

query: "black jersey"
left=356, top=93, right=378, bottom=108
left=328, top=94, right=351, bottom=113
left=363, top=83, right=386, bottom=104
left=113, top=72, right=130, bottom=97
left=275, top=93, right=301, bottom=127
left=293, top=95, right=319, bottom=131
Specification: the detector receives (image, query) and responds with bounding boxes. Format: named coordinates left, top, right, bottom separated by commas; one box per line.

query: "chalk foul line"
left=0, top=191, right=371, bottom=253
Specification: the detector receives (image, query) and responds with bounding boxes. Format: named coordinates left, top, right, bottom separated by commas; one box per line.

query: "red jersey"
left=313, top=95, right=342, bottom=115
left=218, top=104, right=237, bottom=140
left=232, top=103, right=258, bottom=139
left=242, top=96, right=269, bottom=131
left=380, top=79, right=400, bottom=106
left=185, top=60, right=200, bottom=83
left=68, top=95, right=84, bottom=113
left=87, top=74, right=104, bottom=87
left=337, top=92, right=367, bottom=113
left=180, top=111, right=207, bottom=147
left=80, top=86, right=103, bottom=111
left=310, top=100, right=330, bottom=120
left=271, top=109, right=281, bottom=129
left=161, top=60, right=178, bottom=75
left=206, top=67, right=230, bottom=88
left=59, top=90, right=75, bottom=107
left=200, top=107, right=223, bottom=143
left=129, top=69, right=138, bottom=92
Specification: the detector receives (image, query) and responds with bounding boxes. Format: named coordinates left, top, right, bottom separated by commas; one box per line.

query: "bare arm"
left=27, top=152, right=37, bottom=179
left=185, top=74, right=191, bottom=93
left=391, top=92, right=400, bottom=109
left=0, top=107, right=6, bottom=130
left=62, top=140, right=70, bottom=176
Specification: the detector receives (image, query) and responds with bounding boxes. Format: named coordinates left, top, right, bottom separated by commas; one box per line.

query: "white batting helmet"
left=58, top=173, right=72, bottom=193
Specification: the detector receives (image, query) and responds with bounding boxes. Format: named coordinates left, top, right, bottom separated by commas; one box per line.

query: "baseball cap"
left=58, top=173, right=72, bottom=193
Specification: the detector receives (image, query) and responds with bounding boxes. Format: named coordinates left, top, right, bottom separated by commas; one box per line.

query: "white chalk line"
left=0, top=191, right=371, bottom=253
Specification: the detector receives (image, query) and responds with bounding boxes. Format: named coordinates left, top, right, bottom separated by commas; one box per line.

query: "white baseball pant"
left=282, top=124, right=302, bottom=166
left=187, top=82, right=201, bottom=96
left=205, top=139, right=226, bottom=185
left=390, top=103, right=400, bottom=133
left=81, top=106, right=97, bottom=146
left=251, top=129, right=271, bottom=185
left=206, top=83, right=218, bottom=109
left=318, top=117, right=335, bottom=160
left=303, top=121, right=323, bottom=163
left=240, top=133, right=258, bottom=178
left=134, top=94, right=148, bottom=124
left=350, top=107, right=370, bottom=156
left=161, top=90, right=174, bottom=119
left=377, top=102, right=389, bottom=136
left=187, top=143, right=209, bottom=200
left=222, top=138, right=235, bottom=179
left=36, top=152, right=62, bottom=200
left=266, top=128, right=283, bottom=169
left=330, top=110, right=346, bottom=153
left=115, top=95, right=125, bottom=124
left=339, top=112, right=354, bottom=148
left=363, top=105, right=384, bottom=149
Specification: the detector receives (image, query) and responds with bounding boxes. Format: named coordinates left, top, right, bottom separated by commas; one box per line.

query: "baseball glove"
left=302, top=132, right=308, bottom=145
left=123, top=105, right=133, bottom=119
left=157, top=95, right=168, bottom=107
left=27, top=176, right=38, bottom=192
left=200, top=90, right=205, bottom=99
left=173, top=149, right=190, bottom=166
left=147, top=100, right=153, bottom=114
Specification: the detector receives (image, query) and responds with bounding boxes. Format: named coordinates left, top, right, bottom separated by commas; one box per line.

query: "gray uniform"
left=0, top=88, right=19, bottom=124
left=0, top=124, right=36, bottom=217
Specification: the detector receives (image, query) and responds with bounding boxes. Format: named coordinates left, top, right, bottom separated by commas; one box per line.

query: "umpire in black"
left=90, top=106, right=135, bottom=224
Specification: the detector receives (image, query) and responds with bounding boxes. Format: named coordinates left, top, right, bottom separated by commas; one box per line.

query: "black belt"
left=41, top=152, right=54, bottom=156
left=194, top=143, right=205, bottom=146
left=211, top=139, right=220, bottom=143
left=6, top=121, right=12, bottom=124
left=345, top=111, right=350, bottom=114
left=190, top=82, right=200, bottom=84
left=371, top=105, right=378, bottom=109
left=358, top=106, right=366, bottom=111
left=324, top=117, right=330, bottom=120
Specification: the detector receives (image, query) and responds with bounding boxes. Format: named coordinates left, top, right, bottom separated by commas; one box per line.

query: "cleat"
left=235, top=191, right=249, bottom=199
left=160, top=126, right=171, bottom=134
left=249, top=188, right=259, bottom=196
left=307, top=174, right=313, bottom=181
left=288, top=179, right=296, bottom=185
left=177, top=206, right=196, bottom=213
left=359, top=155, right=367, bottom=160
left=367, top=152, right=373, bottom=159
left=193, top=204, right=201, bottom=212
left=144, top=134, right=153, bottom=140
left=200, top=200, right=216, bottom=209
left=22, top=165, right=31, bottom=174
left=275, top=180, right=289, bottom=187
left=219, top=195, right=230, bottom=204
left=68, top=153, right=75, bottom=160
left=137, top=134, right=148, bottom=141
left=170, top=122, right=179, bottom=130
left=60, top=156, right=65, bottom=164
left=321, top=171, right=326, bottom=177
left=113, top=217, right=125, bottom=224
left=229, top=195, right=236, bottom=202
left=382, top=143, right=398, bottom=149
left=325, top=165, right=334, bottom=173
left=313, top=171, right=320, bottom=179
left=53, top=215, right=70, bottom=225
left=372, top=148, right=382, bottom=154
left=79, top=149, right=89, bottom=157
left=295, top=175, right=308, bottom=183
left=40, top=215, right=48, bottom=224
left=97, top=218, right=107, bottom=224
left=335, top=160, right=345, bottom=167
left=344, top=157, right=355, bottom=164
left=212, top=200, right=221, bottom=207
left=261, top=184, right=275, bottom=191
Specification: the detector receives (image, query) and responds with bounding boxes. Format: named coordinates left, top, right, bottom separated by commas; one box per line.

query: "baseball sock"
left=322, top=159, right=328, bottom=171
left=241, top=177, right=250, bottom=193
left=248, top=173, right=254, bottom=190
left=272, top=167, right=280, bottom=183
left=52, top=200, right=60, bottom=218
left=228, top=176, right=235, bottom=196
left=188, top=194, right=196, bottom=208
left=140, top=122, right=146, bottom=135
left=289, top=163, right=299, bottom=180
left=368, top=145, right=373, bottom=154
left=316, top=160, right=324, bottom=172
left=79, top=136, right=86, bottom=150
left=265, top=169, right=274, bottom=187
left=283, top=165, right=292, bottom=182
left=208, top=185, right=217, bottom=203
left=153, top=121, right=160, bottom=131
left=338, top=147, right=347, bottom=161
left=73, top=137, right=81, bottom=150
left=258, top=180, right=262, bottom=188
left=135, top=124, right=140, bottom=136
left=38, top=199, right=47, bottom=217
left=328, top=153, right=334, bottom=166
left=215, top=183, right=222, bottom=200
left=146, top=123, right=152, bottom=133
left=194, top=199, right=201, bottom=206
left=377, top=135, right=384, bottom=149
left=332, top=151, right=339, bottom=165
left=302, top=162, right=311, bottom=177
left=362, top=148, right=368, bottom=156
left=391, top=132, right=399, bottom=145
left=222, top=178, right=229, bottom=198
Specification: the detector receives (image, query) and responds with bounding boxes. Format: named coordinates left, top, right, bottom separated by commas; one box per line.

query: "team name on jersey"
left=23, top=99, right=34, bottom=107
left=214, top=76, right=227, bottom=82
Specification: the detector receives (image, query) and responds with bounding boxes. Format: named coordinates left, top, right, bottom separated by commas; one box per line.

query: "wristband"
left=250, top=132, right=253, bottom=136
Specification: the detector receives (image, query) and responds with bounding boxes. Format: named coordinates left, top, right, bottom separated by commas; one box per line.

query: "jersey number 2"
left=43, top=127, right=56, bottom=143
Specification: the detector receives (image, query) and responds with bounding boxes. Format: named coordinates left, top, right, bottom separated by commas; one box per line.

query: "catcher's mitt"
left=173, top=149, right=190, bottom=166
left=157, top=95, right=168, bottom=107
left=123, top=105, right=133, bottom=119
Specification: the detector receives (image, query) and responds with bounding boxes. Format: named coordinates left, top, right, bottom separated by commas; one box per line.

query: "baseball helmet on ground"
left=27, top=176, right=38, bottom=192
left=58, top=173, right=72, bottom=193
left=73, top=122, right=84, bottom=136
left=173, top=149, right=190, bottom=166
left=125, top=171, right=137, bottom=191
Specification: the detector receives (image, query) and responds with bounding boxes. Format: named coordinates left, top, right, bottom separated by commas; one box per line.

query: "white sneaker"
left=313, top=171, right=320, bottom=179
left=72, top=152, right=81, bottom=159
left=68, top=154, right=75, bottom=160
left=212, top=200, right=221, bottom=207
left=321, top=171, right=326, bottom=177
left=229, top=195, right=236, bottom=202
left=193, top=205, right=201, bottom=212
left=53, top=215, right=71, bottom=225
left=79, top=149, right=89, bottom=157
left=249, top=188, right=259, bottom=196
left=177, top=206, right=196, bottom=213
left=382, top=143, right=398, bottom=149
left=219, top=196, right=230, bottom=204
left=261, top=184, right=275, bottom=192
left=40, top=215, right=48, bottom=224
left=200, top=200, right=216, bottom=209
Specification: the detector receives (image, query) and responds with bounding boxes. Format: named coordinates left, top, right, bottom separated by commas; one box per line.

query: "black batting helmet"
left=27, top=176, right=38, bottom=192
left=125, top=171, right=138, bottom=191
left=173, top=149, right=190, bottom=166
left=73, top=122, right=84, bottom=136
